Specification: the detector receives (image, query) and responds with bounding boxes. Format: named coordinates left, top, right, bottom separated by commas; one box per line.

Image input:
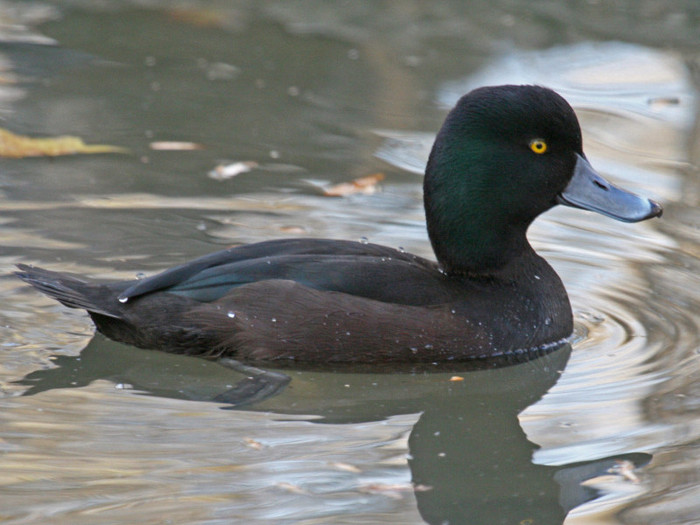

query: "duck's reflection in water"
left=16, top=338, right=648, bottom=524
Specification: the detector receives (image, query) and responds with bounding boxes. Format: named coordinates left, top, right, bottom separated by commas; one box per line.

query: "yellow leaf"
left=167, top=8, right=227, bottom=28
left=0, top=128, right=127, bottom=158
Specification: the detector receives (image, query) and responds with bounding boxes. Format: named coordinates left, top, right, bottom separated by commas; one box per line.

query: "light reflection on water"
left=0, top=384, right=422, bottom=523
left=1, top=2, right=699, bottom=524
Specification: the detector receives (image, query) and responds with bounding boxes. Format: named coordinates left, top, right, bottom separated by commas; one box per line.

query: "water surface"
left=1, top=2, right=699, bottom=524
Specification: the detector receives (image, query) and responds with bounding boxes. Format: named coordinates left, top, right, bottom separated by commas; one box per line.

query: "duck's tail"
left=16, top=264, right=213, bottom=353
left=15, top=264, right=123, bottom=319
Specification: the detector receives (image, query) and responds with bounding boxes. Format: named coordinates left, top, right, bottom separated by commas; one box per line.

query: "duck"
left=16, top=85, right=662, bottom=365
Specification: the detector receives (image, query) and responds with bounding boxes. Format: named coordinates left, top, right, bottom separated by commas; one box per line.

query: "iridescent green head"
left=424, top=85, right=661, bottom=275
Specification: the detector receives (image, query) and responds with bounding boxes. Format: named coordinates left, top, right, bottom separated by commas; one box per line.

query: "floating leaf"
left=360, top=482, right=432, bottom=493
left=167, top=8, right=227, bottom=28
left=0, top=128, right=127, bottom=158
left=243, top=437, right=264, bottom=450
left=278, top=225, right=307, bottom=235
left=275, top=482, right=309, bottom=495
left=329, top=461, right=362, bottom=473
left=359, top=482, right=432, bottom=499
left=322, top=173, right=385, bottom=197
left=149, top=141, right=204, bottom=151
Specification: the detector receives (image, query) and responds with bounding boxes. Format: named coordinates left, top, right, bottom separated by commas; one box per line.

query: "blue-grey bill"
left=557, top=154, right=662, bottom=222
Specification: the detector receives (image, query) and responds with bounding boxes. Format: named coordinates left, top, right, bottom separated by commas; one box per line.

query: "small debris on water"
left=609, top=460, right=640, bottom=483
left=321, top=173, right=385, bottom=197
left=208, top=161, right=258, bottom=180
left=244, top=438, right=263, bottom=450
left=276, top=482, right=308, bottom=495
left=149, top=141, right=204, bottom=151
left=329, top=462, right=361, bottom=473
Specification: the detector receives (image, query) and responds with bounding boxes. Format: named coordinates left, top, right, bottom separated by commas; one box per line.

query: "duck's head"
left=424, top=84, right=662, bottom=275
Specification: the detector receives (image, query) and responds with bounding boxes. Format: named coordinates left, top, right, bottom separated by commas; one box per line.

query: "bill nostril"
left=593, top=180, right=608, bottom=191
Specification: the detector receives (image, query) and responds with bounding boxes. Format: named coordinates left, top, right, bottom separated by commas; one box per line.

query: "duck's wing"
left=168, top=253, right=454, bottom=305
left=119, top=238, right=442, bottom=304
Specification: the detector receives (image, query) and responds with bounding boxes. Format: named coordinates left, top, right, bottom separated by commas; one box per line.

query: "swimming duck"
left=17, top=85, right=661, bottom=364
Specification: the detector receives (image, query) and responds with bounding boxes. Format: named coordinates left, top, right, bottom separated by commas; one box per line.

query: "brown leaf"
left=243, top=438, right=264, bottom=450
left=0, top=128, right=127, bottom=158
left=322, top=173, right=385, bottom=197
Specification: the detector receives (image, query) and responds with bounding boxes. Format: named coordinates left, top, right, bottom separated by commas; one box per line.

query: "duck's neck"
left=426, top=206, right=531, bottom=275
left=423, top=152, right=533, bottom=275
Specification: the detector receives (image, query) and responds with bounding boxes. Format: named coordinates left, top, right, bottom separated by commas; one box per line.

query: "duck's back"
left=16, top=238, right=572, bottom=363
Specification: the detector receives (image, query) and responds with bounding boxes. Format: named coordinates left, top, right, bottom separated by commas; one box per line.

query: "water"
left=1, top=2, right=699, bottom=524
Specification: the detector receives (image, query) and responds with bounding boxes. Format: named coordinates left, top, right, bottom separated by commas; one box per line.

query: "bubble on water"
left=227, top=311, right=236, bottom=319
left=359, top=236, right=369, bottom=244
left=118, top=296, right=128, bottom=304
left=135, top=272, right=146, bottom=280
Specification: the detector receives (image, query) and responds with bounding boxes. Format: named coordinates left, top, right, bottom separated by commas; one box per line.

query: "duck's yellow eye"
left=529, top=139, right=548, bottom=154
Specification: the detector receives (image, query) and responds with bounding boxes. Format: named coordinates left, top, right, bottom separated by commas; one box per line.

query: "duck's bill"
left=557, top=154, right=662, bottom=222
